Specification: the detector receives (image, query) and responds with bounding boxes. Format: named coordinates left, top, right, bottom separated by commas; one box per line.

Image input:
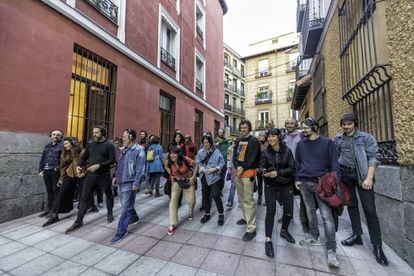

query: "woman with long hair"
left=42, top=137, right=82, bottom=227
left=262, top=128, right=296, bottom=258
left=165, top=146, right=198, bottom=236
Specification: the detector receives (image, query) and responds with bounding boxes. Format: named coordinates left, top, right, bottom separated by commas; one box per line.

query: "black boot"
left=218, top=214, right=224, bottom=226
left=65, top=221, right=83, bottom=234
left=341, top=234, right=363, bottom=246
left=265, top=241, right=274, bottom=258
left=42, top=216, right=59, bottom=227
left=280, top=228, right=296, bottom=244
left=373, top=245, right=388, bottom=266
left=200, top=214, right=211, bottom=224
left=107, top=211, right=114, bottom=223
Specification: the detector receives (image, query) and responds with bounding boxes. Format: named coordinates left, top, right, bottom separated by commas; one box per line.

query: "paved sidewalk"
left=0, top=182, right=413, bottom=276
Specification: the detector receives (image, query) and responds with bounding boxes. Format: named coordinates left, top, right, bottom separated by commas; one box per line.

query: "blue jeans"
left=227, top=170, right=236, bottom=204
left=301, top=180, right=336, bottom=251
left=116, top=185, right=139, bottom=236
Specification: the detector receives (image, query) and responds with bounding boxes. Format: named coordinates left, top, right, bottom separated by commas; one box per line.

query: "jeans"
left=300, top=192, right=312, bottom=232
left=301, top=180, right=336, bottom=251
left=227, top=170, right=236, bottom=204
left=149, top=172, right=162, bottom=194
left=265, top=184, right=293, bottom=238
left=76, top=172, right=114, bottom=223
left=341, top=168, right=382, bottom=246
left=116, top=186, right=139, bottom=235
left=236, top=176, right=256, bottom=233
left=256, top=172, right=264, bottom=200
left=43, top=170, right=60, bottom=210
left=201, top=177, right=223, bottom=214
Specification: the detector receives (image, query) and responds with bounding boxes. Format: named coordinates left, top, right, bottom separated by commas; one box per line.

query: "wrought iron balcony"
left=297, top=0, right=306, bottom=32
left=161, top=47, right=176, bottom=71
left=255, top=120, right=273, bottom=130
left=196, top=25, right=204, bottom=39
left=224, top=103, right=232, bottom=111
left=295, top=56, right=312, bottom=80
left=196, top=79, right=203, bottom=92
left=86, top=0, right=118, bottom=24
left=300, top=0, right=326, bottom=57
left=255, top=70, right=272, bottom=78
left=255, top=92, right=273, bottom=105
left=228, top=126, right=240, bottom=135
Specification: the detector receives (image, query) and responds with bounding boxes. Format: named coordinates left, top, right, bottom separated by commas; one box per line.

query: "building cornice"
left=41, top=0, right=224, bottom=118
left=241, top=44, right=298, bottom=60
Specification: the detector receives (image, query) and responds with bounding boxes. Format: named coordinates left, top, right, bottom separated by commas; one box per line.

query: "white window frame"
left=195, top=1, right=206, bottom=48
left=194, top=49, right=206, bottom=99
left=258, top=110, right=270, bottom=124
left=158, top=4, right=181, bottom=81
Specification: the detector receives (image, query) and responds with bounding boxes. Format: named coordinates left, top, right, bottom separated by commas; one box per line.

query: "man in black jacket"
left=38, top=129, right=63, bottom=217
left=232, top=120, right=261, bottom=241
left=66, top=126, right=116, bottom=233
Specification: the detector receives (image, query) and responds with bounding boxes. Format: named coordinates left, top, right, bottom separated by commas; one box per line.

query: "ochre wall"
left=385, top=0, right=414, bottom=165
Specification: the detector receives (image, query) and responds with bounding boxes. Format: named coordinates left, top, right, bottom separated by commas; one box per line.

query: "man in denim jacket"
left=334, top=113, right=388, bottom=266
left=110, top=128, right=146, bottom=243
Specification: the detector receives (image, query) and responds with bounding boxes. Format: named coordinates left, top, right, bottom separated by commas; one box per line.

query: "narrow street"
left=0, top=183, right=412, bottom=276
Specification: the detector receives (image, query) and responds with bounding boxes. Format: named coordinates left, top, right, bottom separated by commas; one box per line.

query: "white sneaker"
left=327, top=249, right=339, bottom=268
left=299, top=237, right=322, bottom=247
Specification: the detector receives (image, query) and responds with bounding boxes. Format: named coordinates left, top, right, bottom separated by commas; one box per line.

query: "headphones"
left=95, top=126, right=107, bottom=137
left=49, top=129, right=64, bottom=138
left=303, top=118, right=319, bottom=132
left=125, top=128, right=137, bottom=140
left=239, top=120, right=252, bottom=132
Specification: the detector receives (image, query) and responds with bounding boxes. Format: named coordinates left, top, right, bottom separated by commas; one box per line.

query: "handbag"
left=164, top=179, right=172, bottom=195
left=176, top=178, right=190, bottom=189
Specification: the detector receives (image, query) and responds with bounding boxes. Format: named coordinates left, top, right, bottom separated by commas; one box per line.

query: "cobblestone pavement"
left=0, top=181, right=413, bottom=276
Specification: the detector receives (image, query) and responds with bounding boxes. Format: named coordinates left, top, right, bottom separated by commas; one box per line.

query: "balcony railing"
left=296, top=0, right=306, bottom=32
left=300, top=0, right=326, bottom=57
left=224, top=104, right=245, bottom=116
left=86, top=0, right=118, bottom=24
left=224, top=103, right=232, bottom=111
left=228, top=126, right=240, bottom=135
left=161, top=47, right=176, bottom=71
left=196, top=79, right=203, bottom=92
left=224, top=82, right=245, bottom=97
left=196, top=25, right=204, bottom=39
left=255, top=120, right=273, bottom=130
left=295, top=56, right=312, bottom=80
left=255, top=70, right=272, bottom=78
left=255, top=92, right=273, bottom=104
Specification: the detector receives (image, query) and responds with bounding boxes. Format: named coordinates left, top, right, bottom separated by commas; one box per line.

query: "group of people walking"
left=38, top=112, right=388, bottom=269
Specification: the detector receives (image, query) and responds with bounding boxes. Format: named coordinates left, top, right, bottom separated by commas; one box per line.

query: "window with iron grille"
left=194, top=109, right=203, bottom=146
left=67, top=45, right=116, bottom=145
left=338, top=0, right=396, bottom=163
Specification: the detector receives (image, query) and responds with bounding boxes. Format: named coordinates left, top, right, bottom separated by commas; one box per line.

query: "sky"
left=223, top=0, right=297, bottom=56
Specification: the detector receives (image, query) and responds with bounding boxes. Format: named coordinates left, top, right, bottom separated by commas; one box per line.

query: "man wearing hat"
left=334, top=113, right=388, bottom=266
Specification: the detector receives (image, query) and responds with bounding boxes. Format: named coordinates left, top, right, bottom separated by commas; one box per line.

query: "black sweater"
left=232, top=135, right=261, bottom=170
left=262, top=143, right=295, bottom=186
left=78, top=140, right=116, bottom=173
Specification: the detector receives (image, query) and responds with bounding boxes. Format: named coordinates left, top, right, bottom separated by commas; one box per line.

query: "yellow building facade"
left=242, top=33, right=299, bottom=132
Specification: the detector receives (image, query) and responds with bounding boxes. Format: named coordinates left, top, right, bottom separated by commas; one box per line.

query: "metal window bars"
left=161, top=47, right=176, bottom=71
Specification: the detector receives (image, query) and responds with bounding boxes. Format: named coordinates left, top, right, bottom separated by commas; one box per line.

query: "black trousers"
left=201, top=177, right=224, bottom=214
left=219, top=164, right=227, bottom=191
left=76, top=172, right=113, bottom=223
left=264, top=183, right=293, bottom=237
left=51, top=176, right=75, bottom=215
left=256, top=172, right=264, bottom=199
left=341, top=168, right=382, bottom=246
left=43, top=170, right=60, bottom=211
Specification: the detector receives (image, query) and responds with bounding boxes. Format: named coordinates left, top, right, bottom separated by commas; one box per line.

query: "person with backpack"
left=145, top=135, right=164, bottom=197
left=165, top=146, right=198, bottom=236
left=196, top=133, right=225, bottom=226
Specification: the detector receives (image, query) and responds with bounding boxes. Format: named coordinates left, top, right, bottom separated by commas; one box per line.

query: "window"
left=224, top=55, right=229, bottom=67
left=195, top=51, right=206, bottom=95
left=240, top=64, right=245, bottom=77
left=232, top=117, right=237, bottom=129
left=195, top=3, right=205, bottom=43
left=159, top=5, right=180, bottom=77
left=68, top=45, right=116, bottom=145
left=159, top=92, right=176, bottom=151
left=256, top=85, right=272, bottom=104
left=233, top=59, right=237, bottom=68
left=225, top=115, right=229, bottom=126
left=225, top=94, right=229, bottom=104
left=194, top=109, right=203, bottom=146
left=256, top=59, right=271, bottom=78
left=232, top=78, right=237, bottom=92
left=287, top=52, right=299, bottom=71
left=240, top=83, right=245, bottom=96
left=257, top=111, right=270, bottom=129
left=287, top=80, right=295, bottom=101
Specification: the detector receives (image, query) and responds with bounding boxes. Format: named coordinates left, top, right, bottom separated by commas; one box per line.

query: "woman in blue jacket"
left=196, top=133, right=225, bottom=225
left=146, top=136, right=164, bottom=197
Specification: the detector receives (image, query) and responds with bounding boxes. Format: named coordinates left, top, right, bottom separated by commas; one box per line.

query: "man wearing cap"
left=334, top=113, right=388, bottom=266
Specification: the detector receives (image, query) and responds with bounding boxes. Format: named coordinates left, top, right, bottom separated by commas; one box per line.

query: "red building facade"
left=0, top=0, right=227, bottom=147
left=0, top=0, right=227, bottom=222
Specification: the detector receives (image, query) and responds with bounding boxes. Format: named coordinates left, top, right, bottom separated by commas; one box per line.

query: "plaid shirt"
left=38, top=141, right=63, bottom=172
